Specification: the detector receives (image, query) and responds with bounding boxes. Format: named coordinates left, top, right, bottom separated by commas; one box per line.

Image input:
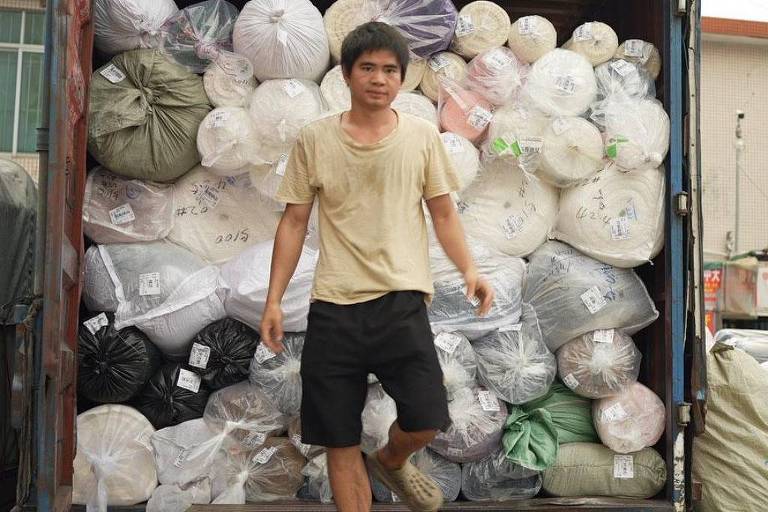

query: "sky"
left=702, top=0, right=768, bottom=22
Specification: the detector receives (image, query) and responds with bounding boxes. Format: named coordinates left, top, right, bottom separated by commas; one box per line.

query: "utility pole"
left=731, top=111, right=745, bottom=258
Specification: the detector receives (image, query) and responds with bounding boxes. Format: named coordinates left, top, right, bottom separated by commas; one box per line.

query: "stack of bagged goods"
left=79, top=3, right=676, bottom=504
left=713, top=328, right=768, bottom=363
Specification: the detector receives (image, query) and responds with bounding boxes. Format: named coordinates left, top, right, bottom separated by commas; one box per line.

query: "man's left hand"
left=464, top=269, right=494, bottom=317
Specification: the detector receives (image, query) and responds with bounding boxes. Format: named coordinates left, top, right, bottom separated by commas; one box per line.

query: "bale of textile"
left=461, top=446, right=542, bottom=501
left=93, top=0, right=177, bottom=55
left=537, top=116, right=604, bottom=188
left=506, top=15, right=557, bottom=64
left=133, top=363, right=212, bottom=429
left=145, top=480, right=211, bottom=512
left=203, top=62, right=258, bottom=108
left=593, top=382, right=666, bottom=454
left=392, top=92, right=439, bottom=127
left=484, top=102, right=548, bottom=174
left=319, top=65, right=350, bottom=113
left=297, top=453, right=333, bottom=503
left=371, top=449, right=461, bottom=502
left=419, top=51, right=466, bottom=102
left=595, top=58, right=656, bottom=100
left=151, top=419, right=223, bottom=486
left=614, top=39, right=662, bottom=79
left=432, top=332, right=477, bottom=400
left=449, top=1, right=510, bottom=59
left=196, top=107, right=260, bottom=177
left=562, top=22, right=619, bottom=66
left=248, top=333, right=304, bottom=416
left=439, top=132, right=479, bottom=191
left=713, top=329, right=768, bottom=363
left=361, top=383, right=397, bottom=454
left=288, top=417, right=325, bottom=459
left=187, top=318, right=260, bottom=390
left=521, top=48, right=597, bottom=117
left=464, top=46, right=528, bottom=106
left=437, top=77, right=494, bottom=143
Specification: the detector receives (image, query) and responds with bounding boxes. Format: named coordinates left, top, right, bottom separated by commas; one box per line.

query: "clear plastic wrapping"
left=474, top=304, right=556, bottom=405
left=234, top=0, right=330, bottom=83
left=93, top=0, right=177, bottom=55
left=554, top=164, right=666, bottom=268
left=437, top=77, right=494, bottom=143
left=429, top=386, right=507, bottom=463
left=507, top=15, right=557, bottom=64
left=83, top=245, right=119, bottom=312
left=593, top=382, right=666, bottom=454
left=196, top=107, right=260, bottom=176
left=461, top=446, right=541, bottom=501
left=432, top=332, right=477, bottom=400
left=521, top=48, right=597, bottom=117
left=563, top=22, right=619, bottom=66
left=297, top=453, right=333, bottom=503
left=556, top=329, right=642, bottom=399
left=485, top=102, right=549, bottom=173
left=523, top=241, right=659, bottom=352
left=615, top=39, right=662, bottom=80
left=440, top=132, right=479, bottom=191
left=319, top=64, right=350, bottom=113
left=151, top=419, right=223, bottom=486
left=134, top=363, right=212, bottom=429
left=392, top=91, right=439, bottom=127
left=464, top=46, right=528, bottom=106
left=450, top=1, right=510, bottom=59
left=83, top=167, right=174, bottom=243
left=419, top=51, right=467, bottom=102
left=288, top=417, right=325, bottom=459
left=595, top=58, right=656, bottom=100
left=248, top=333, right=305, bottom=416
left=361, top=383, right=398, bottom=454
left=371, top=448, right=461, bottom=502
left=146, top=480, right=211, bottom=512
left=537, top=116, right=604, bottom=187
left=188, top=318, right=260, bottom=390
left=714, top=329, right=768, bottom=363
left=203, top=62, right=258, bottom=108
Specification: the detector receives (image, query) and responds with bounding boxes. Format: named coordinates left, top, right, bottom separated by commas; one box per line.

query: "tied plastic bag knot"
left=270, top=8, right=286, bottom=22
left=212, top=51, right=254, bottom=82
left=195, top=41, right=221, bottom=60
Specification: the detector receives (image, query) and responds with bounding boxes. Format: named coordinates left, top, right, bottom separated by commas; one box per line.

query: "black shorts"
left=300, top=290, right=451, bottom=448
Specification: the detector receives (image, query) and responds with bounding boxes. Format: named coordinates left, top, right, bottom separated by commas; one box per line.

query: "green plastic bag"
left=88, top=49, right=212, bottom=182
left=502, top=382, right=597, bottom=471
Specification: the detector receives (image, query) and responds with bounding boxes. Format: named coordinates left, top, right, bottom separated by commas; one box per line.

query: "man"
left=260, top=22, right=494, bottom=512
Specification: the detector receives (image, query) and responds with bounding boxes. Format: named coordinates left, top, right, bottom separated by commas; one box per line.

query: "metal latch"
left=675, top=192, right=690, bottom=216
left=678, top=402, right=692, bottom=426
left=676, top=0, right=687, bottom=15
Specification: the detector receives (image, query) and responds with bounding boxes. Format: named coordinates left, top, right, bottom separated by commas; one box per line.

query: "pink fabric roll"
left=592, top=382, right=665, bottom=454
left=439, top=86, right=494, bottom=143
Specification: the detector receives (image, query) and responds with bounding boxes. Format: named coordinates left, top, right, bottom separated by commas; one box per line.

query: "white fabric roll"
left=440, top=132, right=479, bottom=191
left=168, top=166, right=282, bottom=264
left=538, top=116, right=604, bottom=187
left=485, top=103, right=549, bottom=173
left=402, top=58, right=427, bottom=92
left=507, top=15, right=557, bottom=64
left=249, top=79, right=325, bottom=165
left=234, top=0, right=330, bottom=83
left=464, top=46, right=528, bottom=106
left=93, top=0, right=177, bottom=55
left=73, top=405, right=157, bottom=508
left=593, top=382, right=666, bottom=454
left=320, top=65, right=350, bottom=113
left=393, top=91, right=438, bottom=127
left=450, top=1, right=510, bottom=59
left=615, top=39, right=662, bottom=80
left=203, top=63, right=258, bottom=109
left=197, top=107, right=259, bottom=176
left=594, top=58, right=655, bottom=100
left=419, top=52, right=466, bottom=103
left=522, top=48, right=597, bottom=117
left=554, top=164, right=665, bottom=267
left=564, top=22, right=619, bottom=66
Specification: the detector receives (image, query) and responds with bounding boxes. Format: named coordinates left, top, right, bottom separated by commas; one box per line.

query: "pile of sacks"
left=77, top=0, right=671, bottom=507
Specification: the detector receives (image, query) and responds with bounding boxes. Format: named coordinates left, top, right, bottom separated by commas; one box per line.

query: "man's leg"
left=377, top=421, right=437, bottom=470
left=327, top=446, right=372, bottom=512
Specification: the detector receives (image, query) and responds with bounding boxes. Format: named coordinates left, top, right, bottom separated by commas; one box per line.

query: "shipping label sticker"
left=173, top=448, right=188, bottom=468
left=188, top=343, right=212, bottom=369
left=443, top=133, right=464, bottom=154
left=499, top=323, right=522, bottom=333
left=502, top=214, right=525, bottom=240
left=593, top=329, right=615, bottom=344
left=252, top=446, right=278, bottom=464
left=283, top=79, right=306, bottom=98
left=484, top=49, right=513, bottom=70
left=138, top=272, right=162, bottom=296
left=573, top=22, right=594, bottom=42
left=254, top=343, right=278, bottom=364
left=478, top=389, right=501, bottom=412
left=610, top=59, right=635, bottom=78
left=207, top=109, right=231, bottom=129
left=177, top=369, right=202, bottom=393
left=623, top=39, right=645, bottom=59
left=275, top=154, right=289, bottom=176
left=623, top=199, right=638, bottom=221
left=563, top=373, right=579, bottom=390
left=428, top=54, right=450, bottom=71
left=518, top=137, right=543, bottom=155
left=83, top=312, right=109, bottom=335
left=602, top=402, right=629, bottom=423
left=610, top=216, right=631, bottom=240
left=291, top=434, right=311, bottom=456
left=554, top=75, right=577, bottom=95
left=242, top=431, right=267, bottom=448
left=467, top=105, right=493, bottom=130
left=434, top=332, right=463, bottom=354
left=518, top=16, right=538, bottom=36
left=552, top=117, right=570, bottom=136
left=455, top=15, right=475, bottom=37
left=100, top=64, right=126, bottom=84
left=109, top=203, right=136, bottom=225
left=613, top=454, right=634, bottom=479
left=581, top=285, right=607, bottom=314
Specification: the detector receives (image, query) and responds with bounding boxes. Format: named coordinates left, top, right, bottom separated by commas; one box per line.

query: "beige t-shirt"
left=276, top=111, right=460, bottom=305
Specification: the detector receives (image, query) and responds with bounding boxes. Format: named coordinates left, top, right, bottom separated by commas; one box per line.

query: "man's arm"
left=426, top=194, right=494, bottom=316
left=261, top=202, right=313, bottom=352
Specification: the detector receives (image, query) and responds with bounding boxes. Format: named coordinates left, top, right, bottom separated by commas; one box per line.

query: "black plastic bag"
left=188, top=318, right=259, bottom=390
left=77, top=313, right=163, bottom=403
left=133, top=363, right=211, bottom=429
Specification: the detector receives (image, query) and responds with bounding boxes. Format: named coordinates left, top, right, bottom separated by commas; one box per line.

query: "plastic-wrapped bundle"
left=151, top=419, right=223, bottom=486
left=464, top=46, right=528, bottom=106
left=211, top=438, right=306, bottom=503
left=78, top=315, right=162, bottom=403
left=714, top=329, right=768, bottom=362
left=473, top=304, right=556, bottom=405
left=450, top=1, right=510, bottom=59
left=554, top=164, right=665, bottom=268
left=83, top=168, right=174, bottom=244
left=234, top=0, right=329, bottom=83
left=538, top=116, right=604, bottom=187
left=168, top=166, right=282, bottom=264
left=503, top=382, right=598, bottom=471
left=521, top=48, right=597, bottom=117
left=72, top=405, right=157, bottom=508
left=158, top=0, right=239, bottom=73
left=288, top=417, right=325, bottom=459
left=591, top=97, right=671, bottom=171
left=556, top=330, right=642, bottom=399
left=430, top=386, right=507, bottom=463
left=203, top=62, right=258, bottom=108
left=371, top=449, right=461, bottom=502
left=507, top=15, right=557, bottom=64
left=197, top=107, right=259, bottom=176
left=461, top=446, right=542, bottom=501
left=324, top=0, right=458, bottom=61
left=440, top=132, right=479, bottom=191
left=485, top=102, right=549, bottom=173
left=459, top=160, right=559, bottom=258
left=319, top=65, right=350, bottom=113
left=248, top=333, right=304, bottom=416
left=419, top=51, right=467, bottom=102
left=428, top=255, right=526, bottom=340
left=563, top=22, right=619, bottom=66
left=523, top=241, right=659, bottom=352
left=361, top=383, right=397, bottom=454
left=93, top=0, right=177, bottom=55
left=438, top=78, right=494, bottom=143
left=188, top=318, right=260, bottom=390
left=134, top=363, right=212, bottom=429
left=146, top=481, right=211, bottom=512
left=432, top=332, right=477, bottom=400
left=402, top=58, right=428, bottom=92
left=615, top=39, right=662, bottom=80
left=220, top=239, right=318, bottom=333
left=392, top=91, right=438, bottom=126
left=593, top=382, right=666, bottom=454
left=595, top=58, right=655, bottom=100
left=88, top=50, right=211, bottom=182
left=249, top=79, right=325, bottom=165
left=297, top=453, right=333, bottom=503
left=83, top=245, right=119, bottom=312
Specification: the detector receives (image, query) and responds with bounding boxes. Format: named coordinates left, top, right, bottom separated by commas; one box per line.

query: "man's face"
left=344, top=49, right=403, bottom=110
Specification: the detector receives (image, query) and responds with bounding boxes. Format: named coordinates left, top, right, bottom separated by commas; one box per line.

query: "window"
left=0, top=10, right=44, bottom=154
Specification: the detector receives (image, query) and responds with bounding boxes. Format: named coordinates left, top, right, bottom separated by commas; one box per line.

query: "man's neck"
left=345, top=103, right=396, bottom=128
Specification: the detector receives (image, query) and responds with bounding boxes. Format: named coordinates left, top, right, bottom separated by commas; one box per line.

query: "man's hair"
left=340, top=22, right=410, bottom=81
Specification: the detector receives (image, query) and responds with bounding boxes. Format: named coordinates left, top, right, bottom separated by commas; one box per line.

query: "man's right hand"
left=260, top=303, right=286, bottom=353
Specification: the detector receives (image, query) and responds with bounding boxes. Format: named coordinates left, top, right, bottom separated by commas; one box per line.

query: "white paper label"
left=83, top=313, right=109, bottom=335
left=502, top=214, right=525, bottom=240
left=499, top=323, right=522, bottom=333
left=138, top=272, right=162, bottom=296
left=391, top=491, right=400, bottom=502
left=109, top=203, right=135, bottom=225
left=207, top=109, right=231, bottom=129
left=555, top=75, right=576, bottom=95
left=283, top=79, right=306, bottom=98
left=593, top=329, right=615, bottom=344
left=610, top=216, right=631, bottom=240
left=188, top=343, right=211, bottom=369
left=573, top=23, right=593, bottom=42
left=484, top=49, right=513, bottom=70
left=254, top=343, right=277, bottom=364
left=624, top=39, right=645, bottom=58
left=614, top=454, right=634, bottom=479
left=563, top=373, right=579, bottom=389
left=177, top=369, right=202, bottom=393
left=291, top=434, right=311, bottom=456
left=552, top=117, right=570, bottom=135
left=467, top=106, right=493, bottom=130
left=252, top=446, right=278, bottom=464
left=428, top=54, right=450, bottom=71
left=173, top=448, right=188, bottom=468
left=275, top=154, right=289, bottom=176
left=624, top=199, right=638, bottom=221
left=518, top=16, right=537, bottom=36
left=434, top=332, right=463, bottom=354
left=478, top=390, right=501, bottom=412
left=581, top=286, right=607, bottom=314
left=518, top=137, right=543, bottom=154
left=242, top=431, right=267, bottom=448
left=602, top=402, right=629, bottom=423
left=100, top=64, right=126, bottom=84
left=455, top=15, right=475, bottom=37
left=443, top=133, right=464, bottom=154
left=611, top=59, right=635, bottom=77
